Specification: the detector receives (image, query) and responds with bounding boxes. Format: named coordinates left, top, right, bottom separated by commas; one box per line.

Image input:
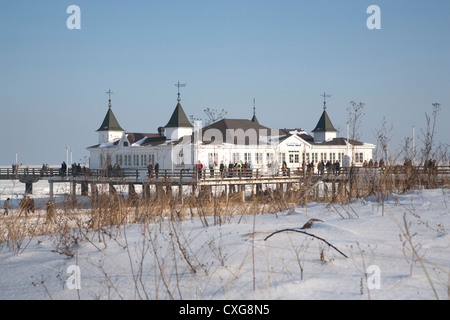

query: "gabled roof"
left=169, top=118, right=274, bottom=146
left=125, top=133, right=161, bottom=145
left=279, top=129, right=314, bottom=142
left=203, top=118, right=271, bottom=136
left=165, top=102, right=193, bottom=128
left=278, top=132, right=314, bottom=145
left=312, top=109, right=338, bottom=133
left=88, top=132, right=166, bottom=149
left=310, top=137, right=364, bottom=146
left=203, top=118, right=270, bottom=133
left=139, top=136, right=167, bottom=147
left=200, top=118, right=273, bottom=145
left=97, top=107, right=124, bottom=132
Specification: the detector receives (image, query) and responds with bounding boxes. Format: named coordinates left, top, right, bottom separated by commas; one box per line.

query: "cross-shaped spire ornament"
left=106, top=89, right=113, bottom=108
left=175, top=81, right=186, bottom=102
left=321, top=92, right=331, bottom=110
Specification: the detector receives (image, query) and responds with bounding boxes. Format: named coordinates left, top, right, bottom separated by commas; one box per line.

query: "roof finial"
left=253, top=98, right=256, bottom=116
left=321, top=92, right=331, bottom=110
left=106, top=89, right=113, bottom=108
left=175, top=81, right=186, bottom=102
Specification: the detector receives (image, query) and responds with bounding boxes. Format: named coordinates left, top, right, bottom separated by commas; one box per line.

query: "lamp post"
left=412, top=125, right=415, bottom=165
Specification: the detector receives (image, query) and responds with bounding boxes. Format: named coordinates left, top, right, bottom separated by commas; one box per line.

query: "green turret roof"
left=312, top=109, right=338, bottom=132
left=97, top=107, right=124, bottom=132
left=251, top=114, right=259, bottom=124
left=165, top=102, right=193, bottom=128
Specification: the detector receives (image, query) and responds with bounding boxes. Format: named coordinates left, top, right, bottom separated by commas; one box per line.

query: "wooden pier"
left=1, top=165, right=448, bottom=202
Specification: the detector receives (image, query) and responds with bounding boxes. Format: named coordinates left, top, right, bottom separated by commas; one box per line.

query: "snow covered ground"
left=0, top=179, right=449, bottom=300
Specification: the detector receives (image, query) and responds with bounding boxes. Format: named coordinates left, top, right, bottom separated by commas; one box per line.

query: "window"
left=338, top=153, right=344, bottom=163
left=133, top=154, right=139, bottom=166
left=123, top=142, right=129, bottom=147
left=320, top=153, right=327, bottom=162
left=141, top=154, right=147, bottom=166
left=266, top=153, right=274, bottom=164
left=244, top=152, right=252, bottom=163
left=330, top=153, right=336, bottom=163
left=208, top=152, right=218, bottom=164
left=279, top=153, right=286, bottom=164
left=312, top=153, right=318, bottom=164
left=149, top=154, right=155, bottom=165
left=124, top=155, right=131, bottom=166
left=289, top=151, right=299, bottom=163
left=232, top=152, right=240, bottom=163
left=355, top=152, right=364, bottom=163
left=303, top=153, right=310, bottom=164
left=256, top=152, right=263, bottom=164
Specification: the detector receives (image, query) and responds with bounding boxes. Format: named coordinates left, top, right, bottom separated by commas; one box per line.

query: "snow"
left=0, top=178, right=449, bottom=300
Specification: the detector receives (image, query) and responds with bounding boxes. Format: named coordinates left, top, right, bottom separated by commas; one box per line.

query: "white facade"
left=165, top=127, right=194, bottom=142
left=98, top=130, right=123, bottom=145
left=312, top=131, right=337, bottom=143
left=87, top=99, right=376, bottom=171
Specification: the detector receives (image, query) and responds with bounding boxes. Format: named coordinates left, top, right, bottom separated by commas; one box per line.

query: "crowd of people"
left=308, top=160, right=341, bottom=176
left=192, top=160, right=257, bottom=178
left=1, top=196, right=56, bottom=223
left=188, top=157, right=407, bottom=178
left=2, top=196, right=37, bottom=218
left=146, top=163, right=160, bottom=178
left=58, top=161, right=88, bottom=177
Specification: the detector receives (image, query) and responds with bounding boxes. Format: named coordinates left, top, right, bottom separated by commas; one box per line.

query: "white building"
left=87, top=92, right=375, bottom=172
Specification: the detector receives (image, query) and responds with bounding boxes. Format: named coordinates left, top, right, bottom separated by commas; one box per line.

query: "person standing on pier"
left=155, top=163, right=159, bottom=178
left=147, top=163, right=154, bottom=178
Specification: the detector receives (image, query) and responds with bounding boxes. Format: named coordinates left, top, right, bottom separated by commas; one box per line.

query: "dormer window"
left=123, top=142, right=129, bottom=147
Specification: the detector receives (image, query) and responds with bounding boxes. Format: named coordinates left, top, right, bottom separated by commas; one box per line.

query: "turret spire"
left=250, top=98, right=259, bottom=124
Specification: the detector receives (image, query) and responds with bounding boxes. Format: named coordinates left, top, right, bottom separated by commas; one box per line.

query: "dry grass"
left=0, top=168, right=448, bottom=299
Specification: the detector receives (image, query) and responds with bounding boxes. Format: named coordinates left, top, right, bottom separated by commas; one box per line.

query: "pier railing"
left=1, top=165, right=449, bottom=183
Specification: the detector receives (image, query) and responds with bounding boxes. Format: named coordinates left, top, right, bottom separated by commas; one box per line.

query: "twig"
left=264, top=228, right=348, bottom=258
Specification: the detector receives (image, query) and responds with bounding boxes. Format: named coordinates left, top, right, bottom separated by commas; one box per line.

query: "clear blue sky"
left=1, top=0, right=449, bottom=166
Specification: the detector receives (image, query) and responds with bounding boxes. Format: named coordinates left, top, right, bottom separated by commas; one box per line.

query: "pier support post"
left=81, top=181, right=89, bottom=196
left=331, top=181, right=336, bottom=202
left=323, top=183, right=329, bottom=202
left=143, top=183, right=151, bottom=199
left=257, top=183, right=262, bottom=195
left=49, top=180, right=54, bottom=201
left=128, top=183, right=137, bottom=202
left=91, top=183, right=98, bottom=202
left=109, top=183, right=118, bottom=199
left=25, top=182, right=33, bottom=194
left=71, top=180, right=77, bottom=199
